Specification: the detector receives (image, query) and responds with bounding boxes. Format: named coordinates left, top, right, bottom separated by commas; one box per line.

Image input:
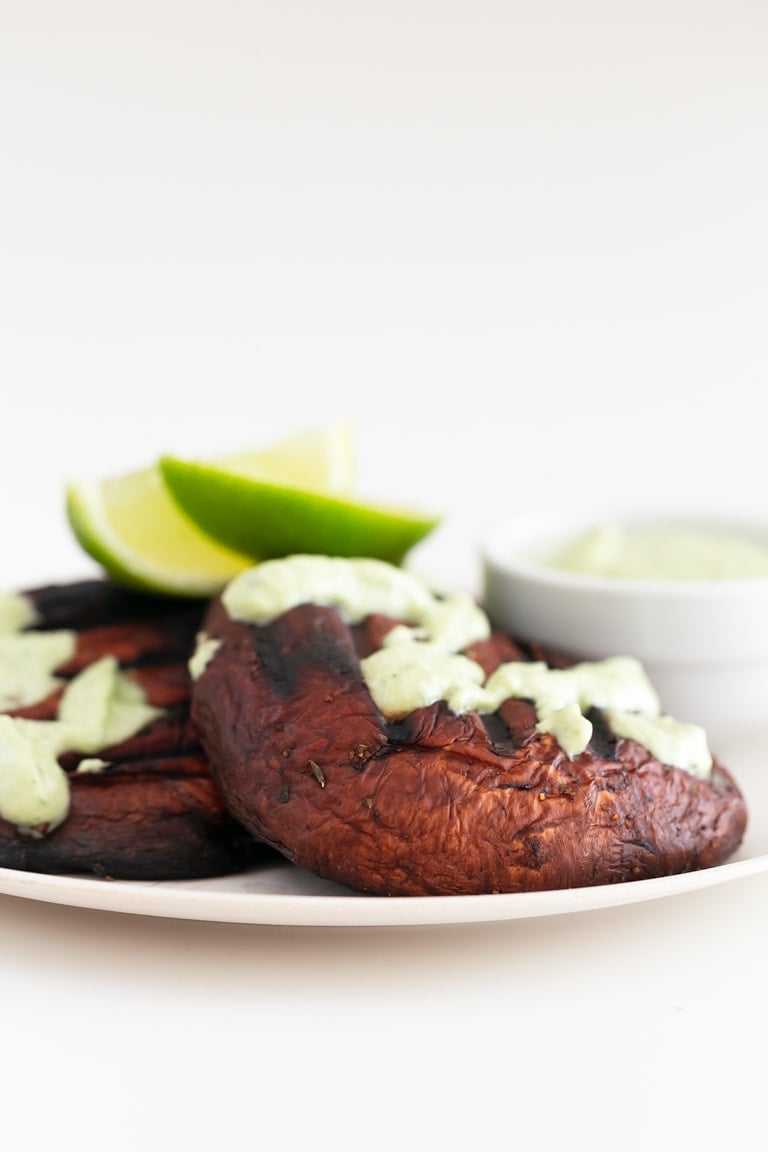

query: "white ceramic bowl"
left=481, top=513, right=768, bottom=750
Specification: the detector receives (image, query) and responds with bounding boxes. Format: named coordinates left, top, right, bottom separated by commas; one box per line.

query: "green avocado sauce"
left=0, top=595, right=165, bottom=834
left=550, top=524, right=768, bottom=581
left=215, top=556, right=713, bottom=778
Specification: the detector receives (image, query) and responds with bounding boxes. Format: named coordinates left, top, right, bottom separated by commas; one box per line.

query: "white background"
left=3, top=0, right=767, bottom=592
left=2, top=3, right=768, bottom=1150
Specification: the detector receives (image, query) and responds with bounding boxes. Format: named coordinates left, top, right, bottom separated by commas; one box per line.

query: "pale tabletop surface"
left=2, top=3, right=767, bottom=1149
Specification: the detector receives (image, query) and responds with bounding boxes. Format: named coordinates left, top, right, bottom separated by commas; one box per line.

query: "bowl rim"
left=481, top=510, right=768, bottom=601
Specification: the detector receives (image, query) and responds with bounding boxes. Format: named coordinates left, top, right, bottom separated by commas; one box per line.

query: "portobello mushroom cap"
left=0, top=580, right=267, bottom=880
left=190, top=595, right=747, bottom=897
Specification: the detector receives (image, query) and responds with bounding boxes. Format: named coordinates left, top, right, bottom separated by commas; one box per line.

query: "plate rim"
left=1, top=849, right=766, bottom=928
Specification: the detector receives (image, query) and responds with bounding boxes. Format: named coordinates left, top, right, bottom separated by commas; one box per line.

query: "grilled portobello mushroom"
left=0, top=579, right=266, bottom=880
left=189, top=558, right=747, bottom=897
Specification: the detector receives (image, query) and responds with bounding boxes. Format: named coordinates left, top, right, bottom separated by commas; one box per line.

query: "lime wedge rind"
left=159, top=456, right=441, bottom=566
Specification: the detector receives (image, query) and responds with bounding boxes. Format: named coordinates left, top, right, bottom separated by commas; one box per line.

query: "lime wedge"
left=215, top=421, right=355, bottom=491
left=65, top=423, right=356, bottom=597
left=159, top=457, right=441, bottom=565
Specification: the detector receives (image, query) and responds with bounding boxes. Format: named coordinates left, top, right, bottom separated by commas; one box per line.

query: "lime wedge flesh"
left=66, top=468, right=252, bottom=598
left=218, top=421, right=355, bottom=492
left=159, top=457, right=441, bottom=565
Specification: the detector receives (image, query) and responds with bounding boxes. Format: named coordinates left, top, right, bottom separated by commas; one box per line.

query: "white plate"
left=2, top=730, right=766, bottom=928
left=1, top=847, right=768, bottom=927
